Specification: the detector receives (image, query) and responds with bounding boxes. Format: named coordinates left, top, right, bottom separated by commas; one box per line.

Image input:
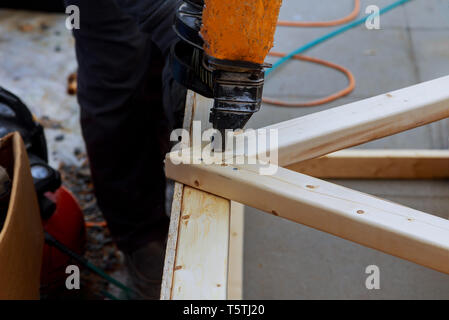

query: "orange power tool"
left=171, top=0, right=282, bottom=146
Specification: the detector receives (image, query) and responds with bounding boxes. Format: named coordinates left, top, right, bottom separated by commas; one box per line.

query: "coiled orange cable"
left=277, top=0, right=361, bottom=27
left=263, top=52, right=355, bottom=107
left=85, top=221, right=107, bottom=228
left=264, top=0, right=360, bottom=107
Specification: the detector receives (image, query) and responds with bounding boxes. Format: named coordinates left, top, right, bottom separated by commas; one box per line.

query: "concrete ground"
left=244, top=0, right=449, bottom=299
left=0, top=9, right=81, bottom=168
left=0, top=0, right=448, bottom=300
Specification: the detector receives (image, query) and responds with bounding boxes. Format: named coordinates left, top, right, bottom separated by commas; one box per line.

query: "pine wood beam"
left=288, top=149, right=449, bottom=179
left=166, top=159, right=449, bottom=275
left=250, top=76, right=449, bottom=166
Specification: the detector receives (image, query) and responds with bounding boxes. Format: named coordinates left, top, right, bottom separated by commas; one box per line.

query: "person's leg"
left=65, top=0, right=169, bottom=253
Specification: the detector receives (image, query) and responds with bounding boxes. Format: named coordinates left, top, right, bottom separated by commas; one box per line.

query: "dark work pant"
left=65, top=0, right=184, bottom=253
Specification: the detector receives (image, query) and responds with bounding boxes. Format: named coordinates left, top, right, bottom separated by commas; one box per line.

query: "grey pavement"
left=245, top=0, right=449, bottom=299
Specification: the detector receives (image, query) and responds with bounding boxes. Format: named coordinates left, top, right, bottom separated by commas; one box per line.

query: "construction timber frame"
left=161, top=75, right=449, bottom=300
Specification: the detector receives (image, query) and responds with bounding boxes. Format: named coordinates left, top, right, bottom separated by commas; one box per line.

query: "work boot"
left=124, top=238, right=167, bottom=299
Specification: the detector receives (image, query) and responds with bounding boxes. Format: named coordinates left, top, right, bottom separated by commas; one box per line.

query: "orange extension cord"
left=85, top=221, right=107, bottom=228
left=264, top=0, right=360, bottom=107
left=85, top=1, right=361, bottom=229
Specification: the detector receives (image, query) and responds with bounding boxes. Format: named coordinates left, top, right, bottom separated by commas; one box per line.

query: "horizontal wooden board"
left=289, top=150, right=449, bottom=179
left=166, top=158, right=449, bottom=275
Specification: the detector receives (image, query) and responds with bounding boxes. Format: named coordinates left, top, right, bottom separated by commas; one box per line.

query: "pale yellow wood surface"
left=162, top=91, right=235, bottom=300
left=160, top=91, right=196, bottom=300
left=171, top=187, right=230, bottom=299
left=228, top=202, right=244, bottom=300
left=160, top=182, right=184, bottom=300
left=166, top=159, right=449, bottom=275
left=247, top=76, right=449, bottom=167
left=289, top=150, right=449, bottom=179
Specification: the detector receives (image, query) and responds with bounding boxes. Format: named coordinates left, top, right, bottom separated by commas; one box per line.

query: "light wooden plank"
left=189, top=92, right=245, bottom=300
left=162, top=91, right=233, bottom=300
left=161, top=91, right=196, bottom=300
left=247, top=76, right=449, bottom=166
left=166, top=158, right=449, bottom=275
left=289, top=149, right=449, bottom=179
left=227, top=202, right=244, bottom=300
left=160, top=182, right=183, bottom=300
left=171, top=187, right=230, bottom=299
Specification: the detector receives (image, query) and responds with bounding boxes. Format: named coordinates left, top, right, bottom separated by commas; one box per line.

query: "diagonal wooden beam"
left=248, top=76, right=449, bottom=166
left=166, top=158, right=449, bottom=275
